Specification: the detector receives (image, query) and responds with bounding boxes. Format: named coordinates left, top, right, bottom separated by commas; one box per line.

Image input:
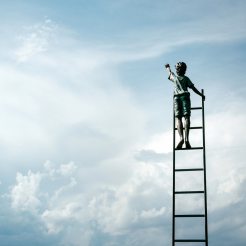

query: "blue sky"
left=0, top=0, right=246, bottom=245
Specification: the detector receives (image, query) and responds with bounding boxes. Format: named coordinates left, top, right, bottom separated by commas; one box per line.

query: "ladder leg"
left=202, top=89, right=208, bottom=246
left=172, top=105, right=176, bottom=246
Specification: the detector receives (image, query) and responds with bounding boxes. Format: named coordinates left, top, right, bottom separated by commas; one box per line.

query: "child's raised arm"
left=165, top=63, right=172, bottom=76
left=165, top=63, right=176, bottom=82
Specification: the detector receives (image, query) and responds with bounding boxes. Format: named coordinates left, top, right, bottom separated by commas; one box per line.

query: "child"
left=165, top=62, right=205, bottom=149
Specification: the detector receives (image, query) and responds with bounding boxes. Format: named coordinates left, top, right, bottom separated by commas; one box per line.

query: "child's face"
left=175, top=66, right=185, bottom=76
left=176, top=68, right=183, bottom=76
left=175, top=62, right=187, bottom=76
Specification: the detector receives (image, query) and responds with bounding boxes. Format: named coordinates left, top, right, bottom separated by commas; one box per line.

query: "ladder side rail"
left=172, top=101, right=176, bottom=246
left=202, top=89, right=209, bottom=246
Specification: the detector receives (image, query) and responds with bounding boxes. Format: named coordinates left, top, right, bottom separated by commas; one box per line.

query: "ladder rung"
left=175, top=147, right=203, bottom=151
left=175, top=214, right=205, bottom=217
left=175, top=239, right=206, bottom=242
left=175, top=126, right=203, bottom=130
left=191, top=107, right=202, bottom=110
left=190, top=126, right=203, bottom=129
left=175, top=191, right=204, bottom=194
left=175, top=168, right=204, bottom=172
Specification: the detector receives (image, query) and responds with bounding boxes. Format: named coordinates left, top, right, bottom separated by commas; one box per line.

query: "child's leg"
left=184, top=115, right=190, bottom=142
left=184, top=115, right=191, bottom=148
left=176, top=117, right=184, bottom=148
left=181, top=94, right=191, bottom=148
left=174, top=96, right=184, bottom=148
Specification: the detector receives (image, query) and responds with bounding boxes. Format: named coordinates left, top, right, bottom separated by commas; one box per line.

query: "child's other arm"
left=190, top=85, right=205, bottom=101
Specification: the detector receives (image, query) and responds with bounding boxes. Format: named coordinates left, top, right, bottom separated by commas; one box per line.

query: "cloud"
left=0, top=19, right=149, bottom=170
left=135, top=149, right=171, bottom=163
left=41, top=202, right=82, bottom=234
left=4, top=159, right=171, bottom=245
left=10, top=170, right=42, bottom=212
left=14, top=19, right=57, bottom=62
left=44, top=161, right=77, bottom=177
left=140, top=207, right=166, bottom=219
left=134, top=98, right=246, bottom=244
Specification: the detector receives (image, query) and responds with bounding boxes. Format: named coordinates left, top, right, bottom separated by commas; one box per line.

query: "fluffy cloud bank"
left=7, top=160, right=171, bottom=245
left=6, top=97, right=246, bottom=245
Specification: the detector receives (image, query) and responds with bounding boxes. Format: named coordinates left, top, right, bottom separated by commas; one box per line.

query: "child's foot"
left=176, top=139, right=184, bottom=149
left=185, top=141, right=191, bottom=149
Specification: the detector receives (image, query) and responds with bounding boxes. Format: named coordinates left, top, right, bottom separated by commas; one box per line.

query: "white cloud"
left=141, top=131, right=172, bottom=154
left=140, top=207, right=166, bottom=219
left=10, top=170, right=42, bottom=212
left=0, top=19, right=149, bottom=168
left=44, top=161, right=77, bottom=177
left=41, top=201, right=82, bottom=234
left=14, top=19, right=56, bottom=62
left=4, top=68, right=246, bottom=245
left=6, top=159, right=171, bottom=245
left=218, top=169, right=245, bottom=194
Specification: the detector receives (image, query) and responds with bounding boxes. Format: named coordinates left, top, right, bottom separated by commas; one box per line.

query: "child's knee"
left=184, top=115, right=190, bottom=121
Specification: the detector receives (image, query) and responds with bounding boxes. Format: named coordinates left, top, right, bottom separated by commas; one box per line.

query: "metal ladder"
left=172, top=89, right=208, bottom=245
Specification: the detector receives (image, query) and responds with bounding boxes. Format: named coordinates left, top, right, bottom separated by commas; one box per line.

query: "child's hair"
left=175, top=62, right=187, bottom=76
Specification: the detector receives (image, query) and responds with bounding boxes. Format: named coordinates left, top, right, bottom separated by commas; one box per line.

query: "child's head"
left=175, top=62, right=187, bottom=76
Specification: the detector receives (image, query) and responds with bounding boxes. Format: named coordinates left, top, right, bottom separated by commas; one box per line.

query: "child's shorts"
left=174, top=93, right=191, bottom=117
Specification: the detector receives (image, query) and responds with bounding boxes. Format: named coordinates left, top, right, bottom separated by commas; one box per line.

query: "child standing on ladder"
left=165, top=62, right=205, bottom=149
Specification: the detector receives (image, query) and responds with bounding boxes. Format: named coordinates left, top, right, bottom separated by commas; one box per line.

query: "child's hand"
left=165, top=64, right=170, bottom=68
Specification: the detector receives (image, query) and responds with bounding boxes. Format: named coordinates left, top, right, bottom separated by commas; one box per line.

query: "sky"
left=0, top=0, right=246, bottom=245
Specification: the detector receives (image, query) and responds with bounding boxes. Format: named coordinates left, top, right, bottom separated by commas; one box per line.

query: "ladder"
left=172, top=89, right=208, bottom=245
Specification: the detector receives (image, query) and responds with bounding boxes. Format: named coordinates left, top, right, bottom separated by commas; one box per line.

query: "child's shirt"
left=169, top=72, right=194, bottom=95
